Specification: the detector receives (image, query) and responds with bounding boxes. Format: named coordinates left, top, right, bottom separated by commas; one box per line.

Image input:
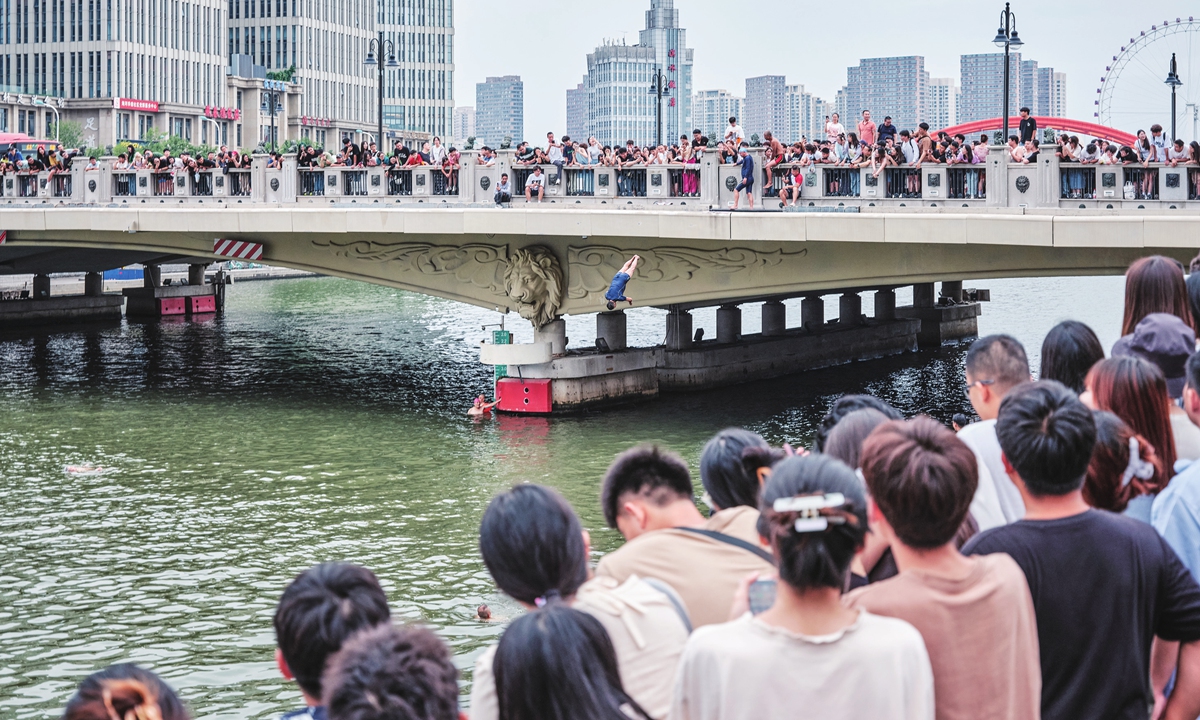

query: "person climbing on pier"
left=605, top=255, right=640, bottom=311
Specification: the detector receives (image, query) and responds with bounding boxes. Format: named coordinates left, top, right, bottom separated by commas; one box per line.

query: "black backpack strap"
left=673, top=527, right=776, bottom=566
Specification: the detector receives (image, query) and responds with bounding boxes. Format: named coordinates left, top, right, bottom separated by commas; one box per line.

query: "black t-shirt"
left=1020, top=116, right=1038, bottom=143
left=965, top=510, right=1200, bottom=720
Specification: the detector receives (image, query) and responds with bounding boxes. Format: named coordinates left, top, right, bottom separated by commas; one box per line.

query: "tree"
left=51, top=120, right=85, bottom=150
left=266, top=65, right=297, bottom=83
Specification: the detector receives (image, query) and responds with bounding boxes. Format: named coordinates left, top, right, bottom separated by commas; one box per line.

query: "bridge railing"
left=9, top=147, right=1200, bottom=211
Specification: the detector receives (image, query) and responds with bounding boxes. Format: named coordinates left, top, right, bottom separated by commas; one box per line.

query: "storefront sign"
left=300, top=116, right=333, bottom=128
left=115, top=98, right=159, bottom=112
left=204, top=106, right=241, bottom=121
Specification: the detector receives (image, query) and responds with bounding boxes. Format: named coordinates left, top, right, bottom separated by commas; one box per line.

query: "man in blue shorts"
left=605, top=255, right=640, bottom=310
left=731, top=144, right=755, bottom=210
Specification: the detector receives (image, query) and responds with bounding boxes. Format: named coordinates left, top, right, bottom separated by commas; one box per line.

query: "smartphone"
left=748, top=578, right=777, bottom=615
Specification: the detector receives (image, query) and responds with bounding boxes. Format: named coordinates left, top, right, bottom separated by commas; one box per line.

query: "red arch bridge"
left=937, top=117, right=1136, bottom=147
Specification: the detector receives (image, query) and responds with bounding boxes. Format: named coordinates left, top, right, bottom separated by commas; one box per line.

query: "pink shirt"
left=858, top=120, right=877, bottom=145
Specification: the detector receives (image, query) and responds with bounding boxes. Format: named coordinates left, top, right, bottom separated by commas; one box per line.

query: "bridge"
left=2, top=144, right=1198, bottom=411
left=937, top=116, right=1137, bottom=147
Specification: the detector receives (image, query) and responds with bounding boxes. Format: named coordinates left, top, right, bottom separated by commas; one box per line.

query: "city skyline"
left=453, top=0, right=1191, bottom=137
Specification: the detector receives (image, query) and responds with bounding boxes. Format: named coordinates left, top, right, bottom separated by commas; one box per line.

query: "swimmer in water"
left=604, top=255, right=640, bottom=311
left=468, top=395, right=499, bottom=418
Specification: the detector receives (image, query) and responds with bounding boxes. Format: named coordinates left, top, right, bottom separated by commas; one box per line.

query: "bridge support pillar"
left=665, top=308, right=693, bottom=350
left=84, top=272, right=103, bottom=297
left=941, top=281, right=963, bottom=304
left=716, top=305, right=742, bottom=344
left=874, top=289, right=896, bottom=321
left=595, top=312, right=626, bottom=352
left=536, top=318, right=568, bottom=355
left=839, top=293, right=862, bottom=326
left=32, top=274, right=50, bottom=299
left=188, top=263, right=208, bottom=287
left=801, top=296, right=824, bottom=332
left=913, top=283, right=935, bottom=308
left=761, top=300, right=786, bottom=337
left=144, top=264, right=162, bottom=289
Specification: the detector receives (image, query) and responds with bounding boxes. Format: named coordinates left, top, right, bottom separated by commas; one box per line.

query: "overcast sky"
left=453, top=0, right=1200, bottom=138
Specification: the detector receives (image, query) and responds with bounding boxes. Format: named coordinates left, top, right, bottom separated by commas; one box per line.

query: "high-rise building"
left=453, top=106, right=476, bottom=145
left=1019, top=59, right=1039, bottom=114
left=959, top=52, right=1022, bottom=123
left=785, top=84, right=824, bottom=143
left=566, top=83, right=587, bottom=140
left=844, top=56, right=928, bottom=132
left=578, top=0, right=693, bottom=147
left=744, top=75, right=786, bottom=140
left=693, top=89, right=742, bottom=140
left=475, top=75, right=523, bottom=147
left=927, top=78, right=958, bottom=130
left=1050, top=72, right=1067, bottom=117
left=377, top=0, right=456, bottom=143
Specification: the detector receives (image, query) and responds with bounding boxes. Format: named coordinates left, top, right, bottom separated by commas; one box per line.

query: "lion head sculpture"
left=504, top=246, right=564, bottom=329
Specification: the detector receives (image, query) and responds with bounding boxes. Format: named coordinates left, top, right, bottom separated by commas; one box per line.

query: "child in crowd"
left=274, top=563, right=392, bottom=720
left=671, top=454, right=934, bottom=719
left=322, top=623, right=463, bottom=720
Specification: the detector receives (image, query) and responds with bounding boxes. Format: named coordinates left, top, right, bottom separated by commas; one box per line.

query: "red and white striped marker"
left=0, top=230, right=8, bottom=245
left=213, top=238, right=263, bottom=261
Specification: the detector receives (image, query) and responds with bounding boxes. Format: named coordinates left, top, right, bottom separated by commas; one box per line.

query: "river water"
left=0, top=273, right=1126, bottom=719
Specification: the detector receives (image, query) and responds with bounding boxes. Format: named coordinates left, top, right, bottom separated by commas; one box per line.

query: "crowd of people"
left=1, top=143, right=79, bottom=176
left=56, top=251, right=1200, bottom=720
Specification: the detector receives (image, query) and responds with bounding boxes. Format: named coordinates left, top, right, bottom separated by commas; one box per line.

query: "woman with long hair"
left=494, top=604, right=651, bottom=720
left=471, top=484, right=689, bottom=720
left=62, top=664, right=190, bottom=720
left=698, top=428, right=781, bottom=513
left=1083, top=357, right=1175, bottom=520
left=1040, top=320, right=1105, bottom=394
left=1084, top=410, right=1162, bottom=513
left=1122, top=255, right=1194, bottom=335
left=670, top=455, right=933, bottom=719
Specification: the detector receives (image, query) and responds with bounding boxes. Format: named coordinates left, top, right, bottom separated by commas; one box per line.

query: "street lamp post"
left=262, top=79, right=286, bottom=152
left=1166, top=53, right=1183, bottom=142
left=363, top=31, right=399, bottom=153
left=992, top=3, right=1023, bottom=143
left=34, top=99, right=59, bottom=143
left=648, top=67, right=670, bottom=148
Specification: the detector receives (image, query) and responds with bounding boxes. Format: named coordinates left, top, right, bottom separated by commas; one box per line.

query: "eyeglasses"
left=964, top=379, right=996, bottom=398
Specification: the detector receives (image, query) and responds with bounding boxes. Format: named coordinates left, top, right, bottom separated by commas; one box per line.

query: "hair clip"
left=1121, top=437, right=1156, bottom=487
left=774, top=493, right=848, bottom=534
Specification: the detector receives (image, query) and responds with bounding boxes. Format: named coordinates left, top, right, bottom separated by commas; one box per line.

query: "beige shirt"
left=595, top=507, right=774, bottom=627
left=469, top=575, right=691, bottom=720
left=845, top=554, right=1041, bottom=720
left=670, top=610, right=933, bottom=720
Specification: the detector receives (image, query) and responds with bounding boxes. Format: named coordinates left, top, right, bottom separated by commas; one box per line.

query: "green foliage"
left=464, top=136, right=476, bottom=150
left=266, top=65, right=297, bottom=82
left=109, top=127, right=216, bottom=158
left=86, top=147, right=103, bottom=159
left=51, top=120, right=85, bottom=150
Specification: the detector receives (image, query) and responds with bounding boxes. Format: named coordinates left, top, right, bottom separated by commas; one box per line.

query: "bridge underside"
left=1, top=209, right=1198, bottom=322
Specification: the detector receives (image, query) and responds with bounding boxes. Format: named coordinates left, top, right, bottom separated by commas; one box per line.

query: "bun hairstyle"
left=699, top=428, right=783, bottom=511
left=756, top=455, right=867, bottom=592
left=479, top=484, right=588, bottom=606
left=63, top=664, right=189, bottom=720
left=1084, top=410, right=1163, bottom=512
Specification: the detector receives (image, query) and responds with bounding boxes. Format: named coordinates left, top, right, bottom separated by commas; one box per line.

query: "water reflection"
left=0, top=275, right=1118, bottom=719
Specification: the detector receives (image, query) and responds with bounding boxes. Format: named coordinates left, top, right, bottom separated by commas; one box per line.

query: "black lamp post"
left=992, top=3, right=1023, bottom=143
left=263, top=79, right=285, bottom=152
left=1166, top=53, right=1183, bottom=142
left=363, top=31, right=399, bottom=151
left=648, top=67, right=670, bottom=147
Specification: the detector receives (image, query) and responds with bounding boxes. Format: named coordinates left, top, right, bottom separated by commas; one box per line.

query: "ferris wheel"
left=1096, top=17, right=1200, bottom=141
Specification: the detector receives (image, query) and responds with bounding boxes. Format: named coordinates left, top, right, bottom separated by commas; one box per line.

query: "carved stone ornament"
left=1167, top=173, right=1181, bottom=189
left=87, top=179, right=96, bottom=192
left=598, top=174, right=609, bottom=187
left=270, top=178, right=280, bottom=191
left=310, top=240, right=564, bottom=328
left=566, top=245, right=808, bottom=300
left=175, top=175, right=186, bottom=187
left=328, top=174, right=337, bottom=187
left=416, top=174, right=426, bottom=186
left=371, top=174, right=381, bottom=187
left=1015, top=176, right=1030, bottom=193
left=865, top=174, right=878, bottom=187
left=651, top=173, right=663, bottom=187
left=480, top=175, right=491, bottom=190
left=927, top=173, right=941, bottom=188
left=1102, top=172, right=1117, bottom=188
left=805, top=171, right=817, bottom=188
left=139, top=176, right=147, bottom=187
left=215, top=176, right=224, bottom=188
left=724, top=176, right=737, bottom=191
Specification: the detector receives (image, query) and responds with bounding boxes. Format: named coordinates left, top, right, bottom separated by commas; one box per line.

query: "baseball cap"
left=1112, top=313, right=1196, bottom=399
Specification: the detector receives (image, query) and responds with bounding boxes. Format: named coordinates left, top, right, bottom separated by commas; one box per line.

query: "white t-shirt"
left=958, top=419, right=1026, bottom=531
left=470, top=576, right=690, bottom=720
left=429, top=144, right=447, bottom=164
left=825, top=122, right=845, bottom=141
left=547, top=145, right=564, bottom=163
left=526, top=172, right=546, bottom=187
left=725, top=124, right=745, bottom=145
left=671, top=611, right=933, bottom=720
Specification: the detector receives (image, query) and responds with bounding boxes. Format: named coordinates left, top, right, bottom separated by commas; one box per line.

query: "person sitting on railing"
left=1005, top=135, right=1025, bottom=163
left=1167, top=139, right=1190, bottom=168
left=84, top=156, right=98, bottom=171
left=494, top=173, right=513, bottom=205
left=545, top=134, right=564, bottom=185
left=442, top=147, right=460, bottom=193
left=113, top=153, right=129, bottom=171
left=525, top=166, right=547, bottom=202
left=762, top=131, right=785, bottom=185
left=779, top=166, right=803, bottom=207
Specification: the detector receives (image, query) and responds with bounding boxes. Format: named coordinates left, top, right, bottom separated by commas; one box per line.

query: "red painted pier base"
left=496, top=378, right=553, bottom=414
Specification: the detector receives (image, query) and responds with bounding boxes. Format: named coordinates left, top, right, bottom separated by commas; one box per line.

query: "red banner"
left=115, top=98, right=159, bottom=112
left=204, top=106, right=241, bottom=121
